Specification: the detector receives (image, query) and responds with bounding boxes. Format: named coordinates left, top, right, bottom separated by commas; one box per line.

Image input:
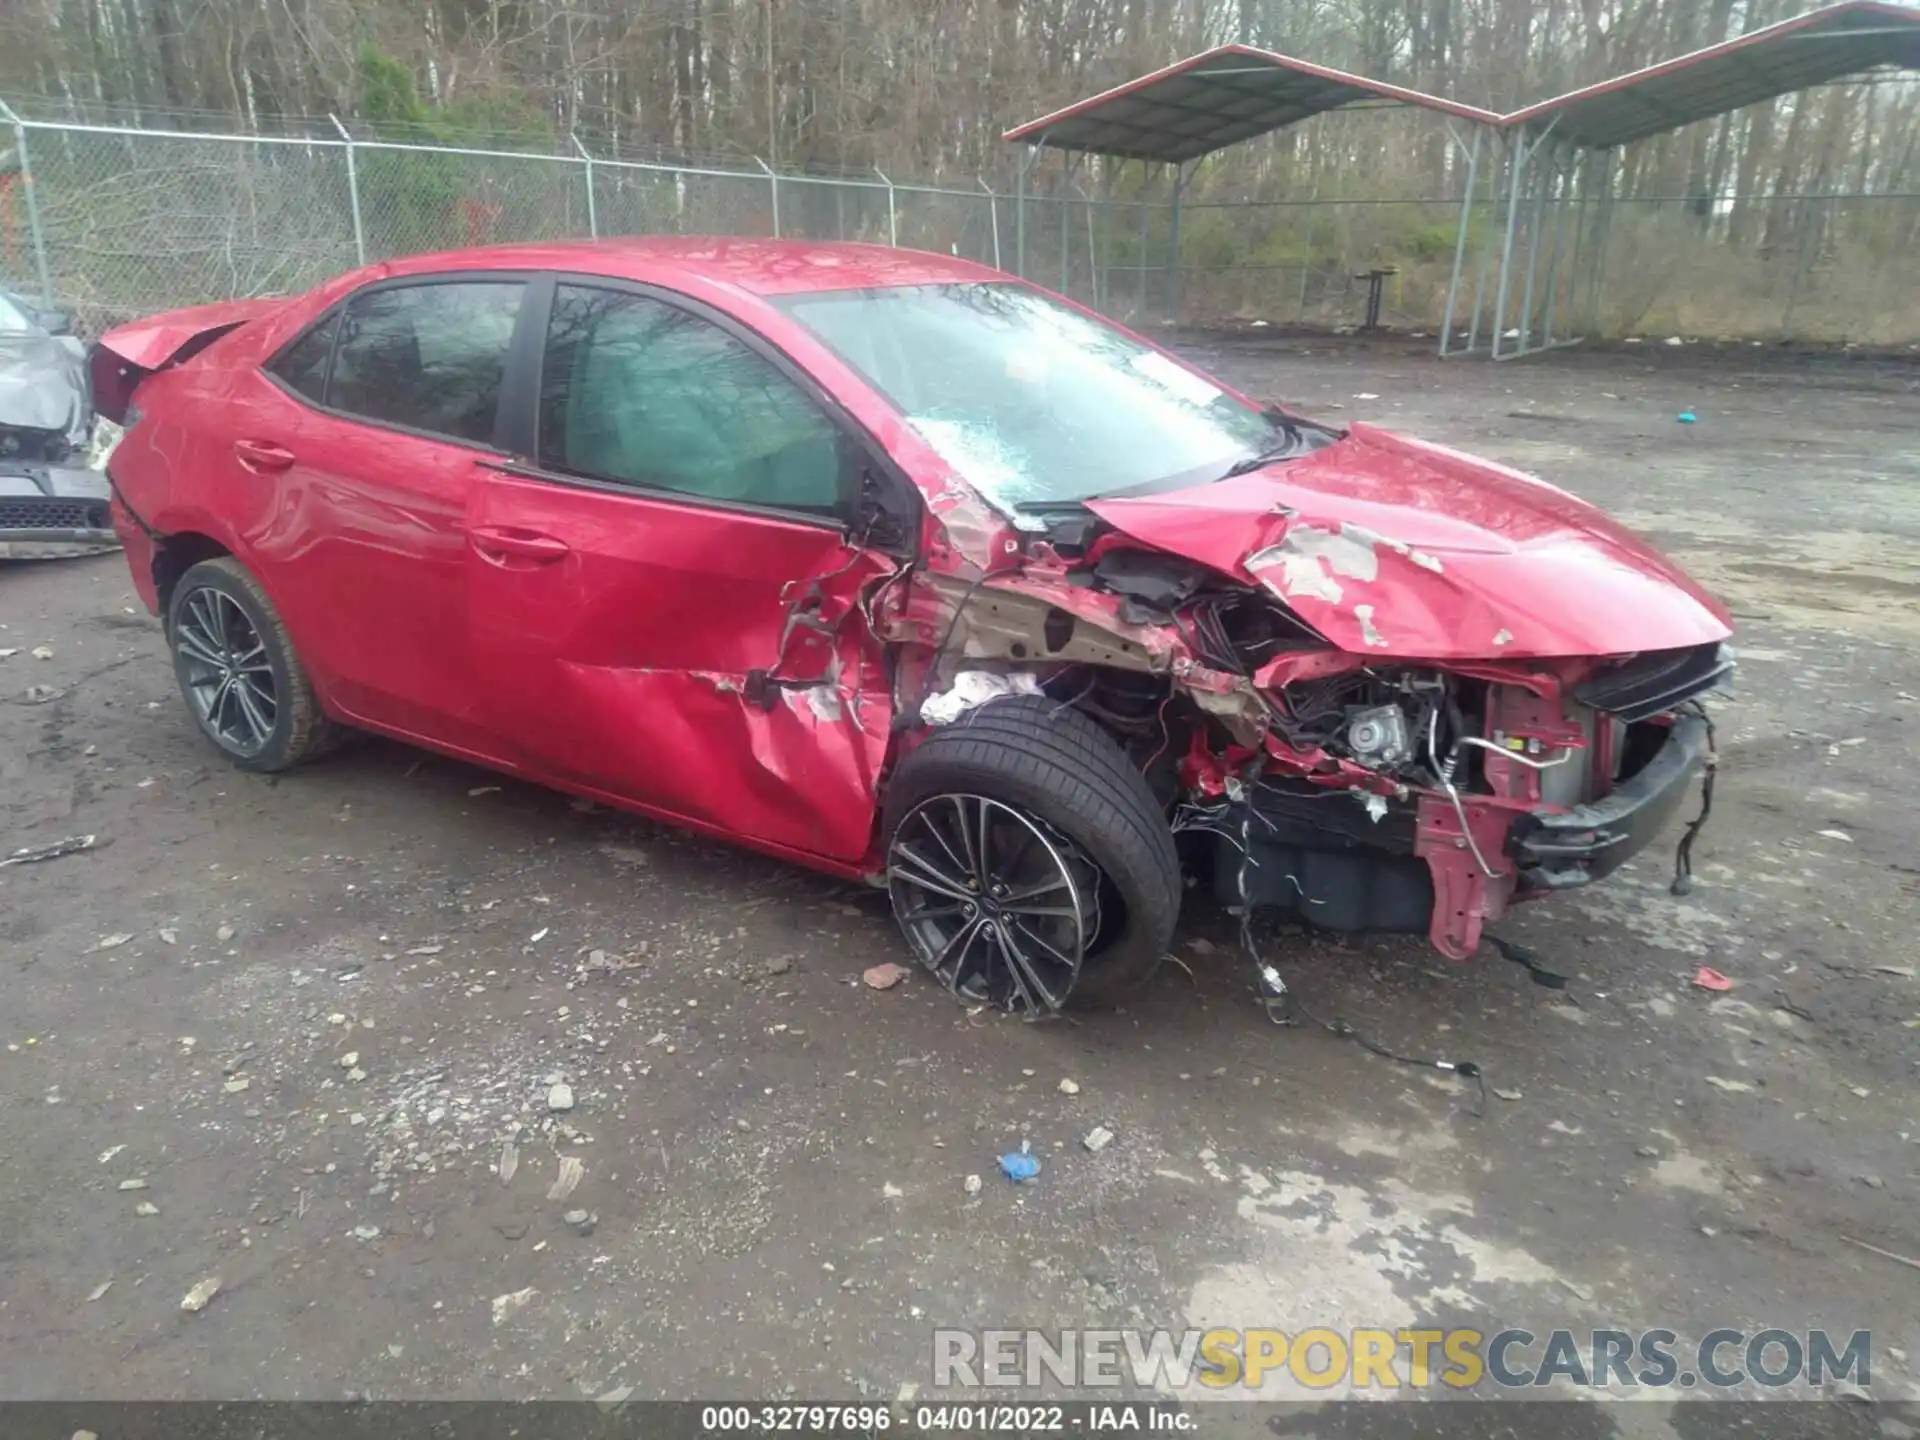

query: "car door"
left=258, top=273, right=535, bottom=757
left=465, top=278, right=902, bottom=864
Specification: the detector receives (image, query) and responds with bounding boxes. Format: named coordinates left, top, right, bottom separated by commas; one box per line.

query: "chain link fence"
left=591, top=163, right=777, bottom=242
left=1588, top=192, right=1920, bottom=345
left=2, top=122, right=360, bottom=323
left=0, top=108, right=1037, bottom=334
left=3, top=104, right=1916, bottom=346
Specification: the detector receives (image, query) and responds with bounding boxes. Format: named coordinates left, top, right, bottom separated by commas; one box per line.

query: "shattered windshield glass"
left=775, top=282, right=1275, bottom=514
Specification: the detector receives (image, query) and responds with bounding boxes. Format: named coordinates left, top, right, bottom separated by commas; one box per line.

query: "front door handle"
left=470, top=526, right=571, bottom=564
left=233, top=438, right=295, bottom=474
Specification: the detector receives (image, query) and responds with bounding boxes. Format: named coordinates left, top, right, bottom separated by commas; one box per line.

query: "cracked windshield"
left=778, top=282, right=1275, bottom=513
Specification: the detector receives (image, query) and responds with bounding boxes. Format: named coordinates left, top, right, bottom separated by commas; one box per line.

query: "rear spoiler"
left=89, top=297, right=289, bottom=424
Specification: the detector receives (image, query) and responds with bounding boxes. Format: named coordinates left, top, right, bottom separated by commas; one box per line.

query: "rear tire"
left=167, top=557, right=341, bottom=773
left=883, top=694, right=1181, bottom=1011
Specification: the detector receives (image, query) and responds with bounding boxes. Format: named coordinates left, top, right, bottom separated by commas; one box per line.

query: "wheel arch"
left=164, top=552, right=345, bottom=770
left=153, top=531, right=234, bottom=623
left=880, top=691, right=1183, bottom=1009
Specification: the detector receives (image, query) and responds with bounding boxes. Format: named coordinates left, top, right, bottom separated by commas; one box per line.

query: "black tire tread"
left=949, top=701, right=1171, bottom=841
left=171, top=556, right=342, bottom=772
left=885, top=693, right=1180, bottom=1006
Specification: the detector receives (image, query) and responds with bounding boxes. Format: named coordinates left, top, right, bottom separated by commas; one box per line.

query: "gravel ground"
left=1, top=339, right=1916, bottom=1426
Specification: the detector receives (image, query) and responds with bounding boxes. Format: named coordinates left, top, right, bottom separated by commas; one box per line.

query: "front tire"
left=883, top=694, right=1182, bottom=1012
left=167, top=557, right=340, bottom=773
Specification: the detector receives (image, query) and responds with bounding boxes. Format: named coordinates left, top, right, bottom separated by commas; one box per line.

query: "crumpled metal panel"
left=94, top=297, right=289, bottom=373
left=548, top=656, right=891, bottom=866
left=91, top=296, right=289, bottom=423
left=1088, top=423, right=1733, bottom=660
left=0, top=334, right=89, bottom=434
left=463, top=469, right=897, bottom=868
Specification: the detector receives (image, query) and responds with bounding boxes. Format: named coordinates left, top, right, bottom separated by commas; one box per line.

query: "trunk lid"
left=1086, top=422, right=1732, bottom=660
left=90, top=297, right=288, bottom=423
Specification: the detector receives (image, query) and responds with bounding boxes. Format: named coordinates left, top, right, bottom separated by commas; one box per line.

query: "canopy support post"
left=1095, top=162, right=1116, bottom=311
left=1167, top=161, right=1186, bottom=326
left=1080, top=180, right=1099, bottom=308
left=1060, top=151, right=1083, bottom=296
left=1490, top=132, right=1528, bottom=360
left=1561, top=147, right=1592, bottom=344
left=1517, top=141, right=1552, bottom=353
left=1584, top=148, right=1617, bottom=336
left=1439, top=122, right=1483, bottom=358
left=1015, top=141, right=1041, bottom=278
left=1491, top=117, right=1558, bottom=360
left=1138, top=162, right=1154, bottom=321
left=1542, top=143, right=1574, bottom=347
left=1467, top=137, right=1499, bottom=354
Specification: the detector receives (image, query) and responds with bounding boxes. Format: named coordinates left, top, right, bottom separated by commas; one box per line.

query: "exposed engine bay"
left=899, top=531, right=1730, bottom=964
left=0, top=308, right=117, bottom=558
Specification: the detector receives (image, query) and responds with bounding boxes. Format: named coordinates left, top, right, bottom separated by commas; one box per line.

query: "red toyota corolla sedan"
left=94, top=238, right=1732, bottom=1012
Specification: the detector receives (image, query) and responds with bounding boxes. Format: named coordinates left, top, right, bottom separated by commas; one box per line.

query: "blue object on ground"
left=1677, top=410, right=1697, bottom=423
left=1000, top=1151, right=1041, bottom=1183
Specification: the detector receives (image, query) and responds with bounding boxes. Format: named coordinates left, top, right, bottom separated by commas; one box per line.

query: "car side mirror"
left=848, top=450, right=918, bottom=557
left=36, top=307, right=75, bottom=336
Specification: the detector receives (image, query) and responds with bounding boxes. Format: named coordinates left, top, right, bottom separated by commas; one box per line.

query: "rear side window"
left=271, top=312, right=337, bottom=404
left=325, top=281, right=525, bottom=445
left=538, top=284, right=850, bottom=518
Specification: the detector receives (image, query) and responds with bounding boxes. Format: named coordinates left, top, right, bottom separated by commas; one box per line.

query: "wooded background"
left=2, top=0, right=1916, bottom=340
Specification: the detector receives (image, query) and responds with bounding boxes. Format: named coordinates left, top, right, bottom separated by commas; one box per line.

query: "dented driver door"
left=464, top=279, right=896, bottom=864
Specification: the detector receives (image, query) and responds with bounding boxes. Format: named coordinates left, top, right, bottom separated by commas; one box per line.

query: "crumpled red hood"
left=1085, top=423, right=1733, bottom=660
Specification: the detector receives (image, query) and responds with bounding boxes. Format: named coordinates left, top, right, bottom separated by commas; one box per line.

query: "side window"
left=270, top=312, right=338, bottom=405
left=539, top=284, right=850, bottom=518
left=327, top=281, right=524, bottom=445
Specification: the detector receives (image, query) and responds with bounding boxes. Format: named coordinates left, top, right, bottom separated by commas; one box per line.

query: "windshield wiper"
left=1220, top=405, right=1344, bottom=479
left=1222, top=421, right=1308, bottom=479
left=1010, top=498, right=1092, bottom=513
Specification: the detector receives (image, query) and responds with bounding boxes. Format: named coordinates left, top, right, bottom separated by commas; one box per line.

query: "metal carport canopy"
left=1001, top=45, right=1501, bottom=163
left=1505, top=0, right=1920, bottom=149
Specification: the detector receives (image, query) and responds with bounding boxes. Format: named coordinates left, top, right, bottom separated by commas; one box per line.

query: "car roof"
left=368, top=237, right=1006, bottom=297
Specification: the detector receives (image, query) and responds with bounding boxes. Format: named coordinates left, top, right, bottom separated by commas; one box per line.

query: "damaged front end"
left=1, top=322, right=116, bottom=558
left=1194, top=648, right=1725, bottom=958
left=898, top=426, right=1733, bottom=966
left=0, top=435, right=117, bottom=559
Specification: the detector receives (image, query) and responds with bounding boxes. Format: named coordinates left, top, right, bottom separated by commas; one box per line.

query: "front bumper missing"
left=1508, top=712, right=1712, bottom=890
left=1216, top=712, right=1713, bottom=960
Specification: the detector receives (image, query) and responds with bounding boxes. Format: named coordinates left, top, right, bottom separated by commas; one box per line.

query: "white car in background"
left=1, top=288, right=117, bottom=559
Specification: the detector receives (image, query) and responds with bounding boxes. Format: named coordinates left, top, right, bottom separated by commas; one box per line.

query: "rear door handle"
left=234, top=439, right=295, bottom=474
left=469, top=526, right=571, bottom=564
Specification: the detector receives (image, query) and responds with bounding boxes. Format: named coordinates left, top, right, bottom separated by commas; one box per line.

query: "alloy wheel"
left=887, top=793, right=1099, bottom=1014
left=174, top=586, right=278, bottom=757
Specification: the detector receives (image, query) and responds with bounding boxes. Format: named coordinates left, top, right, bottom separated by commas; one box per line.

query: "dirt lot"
left=2, top=340, right=1917, bottom=1422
